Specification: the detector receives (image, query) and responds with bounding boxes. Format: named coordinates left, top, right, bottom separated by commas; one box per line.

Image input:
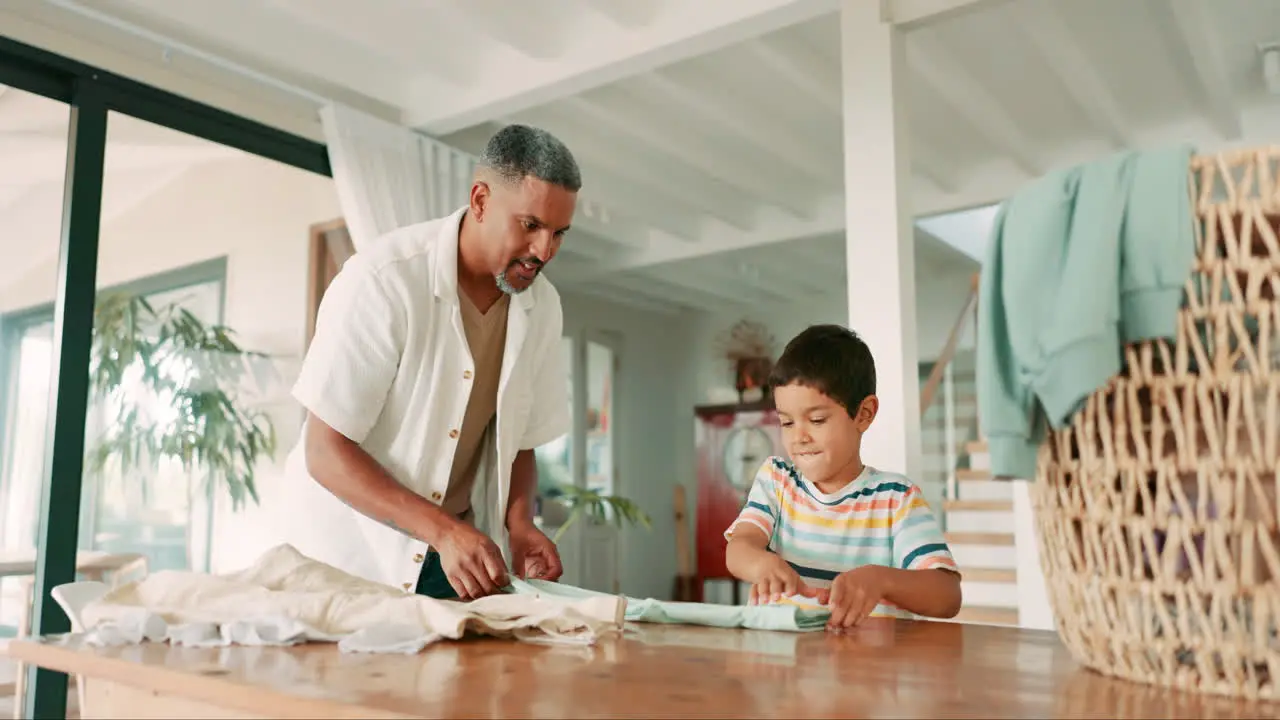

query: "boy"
left=724, top=324, right=962, bottom=630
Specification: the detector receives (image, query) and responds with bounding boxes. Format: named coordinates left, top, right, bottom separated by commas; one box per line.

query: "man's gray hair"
left=478, top=124, right=582, bottom=192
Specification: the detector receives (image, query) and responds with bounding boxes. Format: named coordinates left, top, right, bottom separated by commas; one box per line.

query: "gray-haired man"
left=281, top=125, right=579, bottom=600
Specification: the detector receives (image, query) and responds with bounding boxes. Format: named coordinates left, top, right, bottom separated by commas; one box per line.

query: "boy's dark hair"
left=768, top=324, right=876, bottom=417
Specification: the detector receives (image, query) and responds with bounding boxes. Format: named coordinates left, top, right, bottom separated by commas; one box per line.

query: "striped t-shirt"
left=724, top=456, right=960, bottom=619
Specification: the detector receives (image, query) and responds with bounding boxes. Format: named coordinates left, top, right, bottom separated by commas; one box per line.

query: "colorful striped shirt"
left=724, top=456, right=960, bottom=619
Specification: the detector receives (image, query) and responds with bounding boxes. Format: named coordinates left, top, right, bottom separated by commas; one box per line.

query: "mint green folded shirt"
left=507, top=578, right=831, bottom=632
left=977, top=145, right=1196, bottom=479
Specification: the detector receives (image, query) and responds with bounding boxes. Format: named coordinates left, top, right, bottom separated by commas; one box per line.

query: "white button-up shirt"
left=278, top=207, right=570, bottom=591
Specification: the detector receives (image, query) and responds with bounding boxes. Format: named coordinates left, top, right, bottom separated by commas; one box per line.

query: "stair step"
left=965, top=440, right=988, bottom=455
left=946, top=531, right=1015, bottom=546
left=951, top=605, right=1019, bottom=627
left=945, top=499, right=1012, bottom=512
left=950, top=477, right=1011, bottom=502
left=962, top=567, right=1017, bottom=583
left=955, top=468, right=992, bottom=481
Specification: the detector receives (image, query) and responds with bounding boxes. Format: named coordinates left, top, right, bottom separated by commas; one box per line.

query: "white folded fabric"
left=79, top=544, right=624, bottom=653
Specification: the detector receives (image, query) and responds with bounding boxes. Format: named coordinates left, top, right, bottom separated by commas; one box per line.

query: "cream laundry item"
left=79, top=544, right=623, bottom=653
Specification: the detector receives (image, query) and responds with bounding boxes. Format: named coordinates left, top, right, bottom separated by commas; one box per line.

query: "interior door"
left=577, top=331, right=621, bottom=593
left=305, top=218, right=355, bottom=349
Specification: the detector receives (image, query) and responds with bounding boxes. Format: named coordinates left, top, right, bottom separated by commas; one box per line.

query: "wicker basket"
left=1033, top=147, right=1280, bottom=700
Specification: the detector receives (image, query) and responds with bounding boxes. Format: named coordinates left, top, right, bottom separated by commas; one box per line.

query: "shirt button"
left=463, top=369, right=473, bottom=380
left=430, top=491, right=443, bottom=502
left=413, top=553, right=425, bottom=563
left=402, top=582, right=412, bottom=591
left=448, top=429, right=459, bottom=439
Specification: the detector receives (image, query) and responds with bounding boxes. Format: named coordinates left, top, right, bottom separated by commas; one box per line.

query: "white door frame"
left=562, top=328, right=624, bottom=592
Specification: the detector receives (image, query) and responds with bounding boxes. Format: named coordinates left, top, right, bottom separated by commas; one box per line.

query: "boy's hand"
left=827, top=565, right=893, bottom=630
left=748, top=554, right=822, bottom=604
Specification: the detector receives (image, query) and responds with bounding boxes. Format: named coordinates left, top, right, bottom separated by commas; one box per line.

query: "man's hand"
left=509, top=522, right=563, bottom=581
left=433, top=522, right=509, bottom=600
left=826, top=565, right=893, bottom=630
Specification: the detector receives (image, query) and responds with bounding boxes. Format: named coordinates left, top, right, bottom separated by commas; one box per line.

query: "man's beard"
left=495, top=257, right=542, bottom=295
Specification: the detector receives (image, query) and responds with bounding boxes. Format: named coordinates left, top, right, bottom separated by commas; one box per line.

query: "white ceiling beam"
left=558, top=165, right=1012, bottom=278
left=910, top=134, right=959, bottom=192
left=557, top=226, right=635, bottom=262
left=697, top=261, right=796, bottom=304
left=741, top=37, right=843, bottom=116
left=564, top=283, right=683, bottom=316
left=582, top=0, right=662, bottom=28
left=907, top=41, right=1042, bottom=176
left=554, top=94, right=1280, bottom=279
left=432, top=0, right=565, bottom=61
left=636, top=71, right=840, bottom=185
left=773, top=239, right=847, bottom=286
left=1166, top=0, right=1243, bottom=141
left=563, top=195, right=846, bottom=278
left=887, top=0, right=1013, bottom=29
left=404, top=0, right=840, bottom=134
left=1017, top=0, right=1132, bottom=148
left=571, top=162, right=705, bottom=241
left=737, top=254, right=832, bottom=297
left=658, top=262, right=786, bottom=307
left=612, top=273, right=744, bottom=313
left=512, top=105, right=760, bottom=230
left=561, top=95, right=818, bottom=218
left=560, top=203, right=650, bottom=251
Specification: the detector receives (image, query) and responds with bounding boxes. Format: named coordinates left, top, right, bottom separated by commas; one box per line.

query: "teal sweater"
left=976, top=145, right=1196, bottom=479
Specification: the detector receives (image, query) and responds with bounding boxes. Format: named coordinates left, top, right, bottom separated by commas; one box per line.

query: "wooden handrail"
left=919, top=273, right=980, bottom=416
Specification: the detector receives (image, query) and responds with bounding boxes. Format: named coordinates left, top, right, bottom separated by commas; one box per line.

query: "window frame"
left=0, top=257, right=228, bottom=562
left=1, top=26, right=331, bottom=717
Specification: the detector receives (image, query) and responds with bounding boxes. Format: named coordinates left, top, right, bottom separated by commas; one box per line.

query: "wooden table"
left=0, top=550, right=147, bottom=717
left=3, top=619, right=1278, bottom=718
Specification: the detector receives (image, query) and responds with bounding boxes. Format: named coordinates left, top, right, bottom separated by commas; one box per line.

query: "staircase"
left=917, top=274, right=1021, bottom=627
left=943, top=441, right=1019, bottom=626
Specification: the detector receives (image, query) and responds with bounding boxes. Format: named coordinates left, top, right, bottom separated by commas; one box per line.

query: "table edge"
left=3, top=637, right=414, bottom=720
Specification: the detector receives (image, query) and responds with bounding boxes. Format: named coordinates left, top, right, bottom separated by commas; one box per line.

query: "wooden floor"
left=6, top=619, right=1280, bottom=718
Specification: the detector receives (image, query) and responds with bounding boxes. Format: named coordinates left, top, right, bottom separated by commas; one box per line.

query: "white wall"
left=1013, top=480, right=1055, bottom=630
left=1, top=152, right=342, bottom=573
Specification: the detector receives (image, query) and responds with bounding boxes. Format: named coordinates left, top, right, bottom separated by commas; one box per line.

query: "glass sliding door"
left=0, top=85, right=72, bottom=643
left=89, top=108, right=339, bottom=576
left=1, top=31, right=335, bottom=718
left=0, top=58, right=98, bottom=718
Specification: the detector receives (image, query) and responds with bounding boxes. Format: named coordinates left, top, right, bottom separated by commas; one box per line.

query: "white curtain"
left=319, top=103, right=476, bottom=251
left=318, top=103, right=498, bottom=539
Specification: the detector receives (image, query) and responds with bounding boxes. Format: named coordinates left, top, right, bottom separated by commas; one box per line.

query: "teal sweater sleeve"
left=976, top=200, right=1045, bottom=479
left=976, top=146, right=1196, bottom=480
left=1119, top=145, right=1196, bottom=342
left=1029, top=154, right=1131, bottom=427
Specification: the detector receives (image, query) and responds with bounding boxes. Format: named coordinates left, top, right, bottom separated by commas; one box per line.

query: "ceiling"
left=2, top=0, right=1279, bottom=314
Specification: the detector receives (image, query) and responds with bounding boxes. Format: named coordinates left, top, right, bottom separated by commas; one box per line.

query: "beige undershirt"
left=442, top=292, right=510, bottom=518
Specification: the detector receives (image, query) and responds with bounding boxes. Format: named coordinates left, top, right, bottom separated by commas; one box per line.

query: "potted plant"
left=85, top=292, right=278, bottom=513
left=543, top=482, right=652, bottom=544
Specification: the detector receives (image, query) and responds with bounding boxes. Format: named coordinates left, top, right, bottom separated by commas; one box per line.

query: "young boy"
left=724, top=324, right=962, bottom=630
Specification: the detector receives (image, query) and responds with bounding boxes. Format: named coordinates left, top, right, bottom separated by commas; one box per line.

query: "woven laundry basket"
left=1032, top=147, right=1280, bottom=700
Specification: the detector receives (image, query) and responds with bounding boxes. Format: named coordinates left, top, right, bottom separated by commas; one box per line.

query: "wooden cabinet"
left=693, top=400, right=783, bottom=603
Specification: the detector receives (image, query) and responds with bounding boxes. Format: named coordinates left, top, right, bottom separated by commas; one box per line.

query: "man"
left=280, top=124, right=578, bottom=601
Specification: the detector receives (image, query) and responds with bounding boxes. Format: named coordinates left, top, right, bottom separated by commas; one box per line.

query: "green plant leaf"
left=545, top=482, right=652, bottom=544
left=86, top=292, right=278, bottom=512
